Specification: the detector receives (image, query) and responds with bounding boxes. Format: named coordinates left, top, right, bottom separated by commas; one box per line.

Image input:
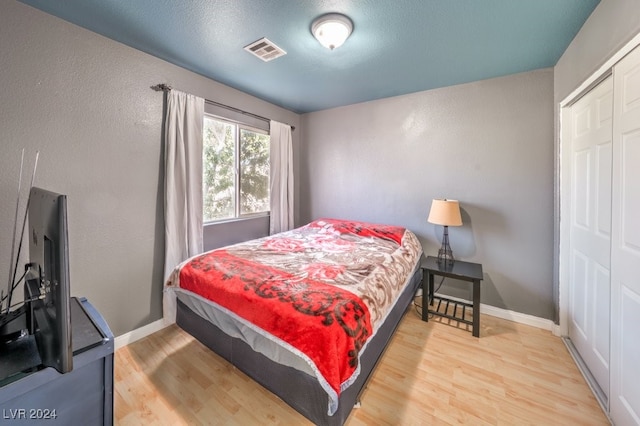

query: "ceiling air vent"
left=244, top=38, right=287, bottom=62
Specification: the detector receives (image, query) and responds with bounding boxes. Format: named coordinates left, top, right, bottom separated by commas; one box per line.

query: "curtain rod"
left=151, top=83, right=295, bottom=131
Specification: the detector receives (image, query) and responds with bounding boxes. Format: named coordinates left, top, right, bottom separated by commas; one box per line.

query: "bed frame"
left=176, top=266, right=422, bottom=425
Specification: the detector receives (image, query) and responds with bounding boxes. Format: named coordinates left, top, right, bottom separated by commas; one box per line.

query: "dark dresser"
left=0, top=297, right=113, bottom=425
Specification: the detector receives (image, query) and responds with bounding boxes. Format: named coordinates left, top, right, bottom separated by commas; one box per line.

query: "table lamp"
left=428, top=199, right=462, bottom=266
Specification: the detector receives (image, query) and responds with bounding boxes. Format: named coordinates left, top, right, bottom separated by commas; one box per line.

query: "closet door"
left=567, top=76, right=613, bottom=401
left=611, top=45, right=640, bottom=426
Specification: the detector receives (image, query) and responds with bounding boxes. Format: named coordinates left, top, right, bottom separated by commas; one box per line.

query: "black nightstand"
left=421, top=256, right=484, bottom=337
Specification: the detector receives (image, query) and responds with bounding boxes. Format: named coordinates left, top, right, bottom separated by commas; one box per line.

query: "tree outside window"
left=203, top=116, right=269, bottom=222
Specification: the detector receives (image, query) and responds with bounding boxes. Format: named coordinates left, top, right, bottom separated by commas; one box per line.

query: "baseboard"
left=434, top=293, right=557, bottom=332
left=114, top=318, right=168, bottom=350
left=479, top=303, right=556, bottom=332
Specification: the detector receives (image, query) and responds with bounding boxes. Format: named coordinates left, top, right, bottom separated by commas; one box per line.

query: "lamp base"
left=436, top=248, right=455, bottom=267
left=437, top=226, right=455, bottom=267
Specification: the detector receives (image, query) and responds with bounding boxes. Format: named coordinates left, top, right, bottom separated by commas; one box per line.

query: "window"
left=203, top=115, right=270, bottom=222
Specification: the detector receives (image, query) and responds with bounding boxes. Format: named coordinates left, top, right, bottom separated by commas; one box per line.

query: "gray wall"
left=555, top=0, right=640, bottom=103
left=301, top=69, right=555, bottom=320
left=203, top=216, right=270, bottom=252
left=0, top=1, right=300, bottom=336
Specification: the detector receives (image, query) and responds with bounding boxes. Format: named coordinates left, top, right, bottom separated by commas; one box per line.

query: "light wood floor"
left=115, top=303, right=609, bottom=425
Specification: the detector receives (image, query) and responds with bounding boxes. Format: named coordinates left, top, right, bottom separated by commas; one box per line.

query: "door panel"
left=573, top=149, right=590, bottom=229
left=611, top=44, right=640, bottom=426
left=570, top=251, right=589, bottom=339
left=596, top=143, right=612, bottom=237
left=593, top=264, right=610, bottom=366
left=568, top=76, right=613, bottom=400
left=621, top=131, right=640, bottom=249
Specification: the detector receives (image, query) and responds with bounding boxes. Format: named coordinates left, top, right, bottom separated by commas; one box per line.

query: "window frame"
left=203, top=113, right=270, bottom=224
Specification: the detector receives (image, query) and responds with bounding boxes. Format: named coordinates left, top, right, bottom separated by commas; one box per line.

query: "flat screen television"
left=23, top=187, right=73, bottom=374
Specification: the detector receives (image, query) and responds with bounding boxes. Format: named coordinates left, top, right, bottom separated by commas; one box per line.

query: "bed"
left=163, top=218, right=423, bottom=425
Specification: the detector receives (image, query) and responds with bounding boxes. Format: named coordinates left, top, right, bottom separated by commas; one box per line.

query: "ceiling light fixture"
left=311, top=13, right=353, bottom=50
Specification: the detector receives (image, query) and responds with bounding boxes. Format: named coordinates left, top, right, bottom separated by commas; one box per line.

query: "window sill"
left=204, top=213, right=270, bottom=227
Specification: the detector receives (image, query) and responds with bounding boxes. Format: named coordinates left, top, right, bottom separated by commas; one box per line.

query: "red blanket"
left=308, top=218, right=406, bottom=245
left=179, top=249, right=373, bottom=396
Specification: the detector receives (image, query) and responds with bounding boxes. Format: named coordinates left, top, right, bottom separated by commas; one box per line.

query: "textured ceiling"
left=18, top=0, right=599, bottom=113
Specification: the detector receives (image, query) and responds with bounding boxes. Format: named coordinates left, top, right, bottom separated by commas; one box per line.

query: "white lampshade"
left=312, top=13, right=353, bottom=50
left=428, top=199, right=462, bottom=227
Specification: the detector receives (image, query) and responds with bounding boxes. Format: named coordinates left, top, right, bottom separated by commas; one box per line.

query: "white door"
left=568, top=76, right=613, bottom=401
left=611, top=45, right=640, bottom=426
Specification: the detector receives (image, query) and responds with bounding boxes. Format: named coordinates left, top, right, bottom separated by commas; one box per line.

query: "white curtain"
left=163, top=90, right=204, bottom=281
left=269, top=120, right=294, bottom=234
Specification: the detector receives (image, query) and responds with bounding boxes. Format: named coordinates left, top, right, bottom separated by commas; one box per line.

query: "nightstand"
left=421, top=256, right=484, bottom=337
